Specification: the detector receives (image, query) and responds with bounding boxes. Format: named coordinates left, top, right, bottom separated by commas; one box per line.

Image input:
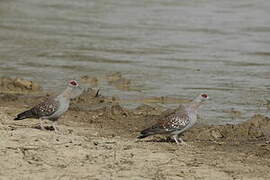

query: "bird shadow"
left=143, top=137, right=176, bottom=144
left=32, top=125, right=55, bottom=131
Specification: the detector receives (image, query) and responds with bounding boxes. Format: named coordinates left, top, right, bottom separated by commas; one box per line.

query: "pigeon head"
left=187, top=93, right=209, bottom=110
left=191, top=93, right=209, bottom=105
left=65, top=80, right=83, bottom=99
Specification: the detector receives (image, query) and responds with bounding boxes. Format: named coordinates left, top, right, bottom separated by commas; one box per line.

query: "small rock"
left=93, top=141, right=99, bottom=146
left=211, top=129, right=223, bottom=139
left=14, top=78, right=32, bottom=89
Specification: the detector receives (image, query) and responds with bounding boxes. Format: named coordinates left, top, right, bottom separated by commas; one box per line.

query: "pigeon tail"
left=137, top=126, right=159, bottom=139
left=137, top=133, right=150, bottom=139
left=14, top=110, right=36, bottom=120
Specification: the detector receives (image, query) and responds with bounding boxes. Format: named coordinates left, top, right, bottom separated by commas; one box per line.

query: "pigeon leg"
left=40, top=119, right=46, bottom=130
left=172, top=134, right=180, bottom=145
left=178, top=137, right=188, bottom=146
left=52, top=121, right=59, bottom=132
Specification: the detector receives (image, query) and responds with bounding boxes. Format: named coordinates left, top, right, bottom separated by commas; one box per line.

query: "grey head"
left=61, top=80, right=83, bottom=99
left=187, top=93, right=209, bottom=111
left=193, top=93, right=209, bottom=103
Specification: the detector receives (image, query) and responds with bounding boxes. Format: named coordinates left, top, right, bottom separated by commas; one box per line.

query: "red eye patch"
left=201, top=94, right=208, bottom=98
left=69, top=80, right=78, bottom=86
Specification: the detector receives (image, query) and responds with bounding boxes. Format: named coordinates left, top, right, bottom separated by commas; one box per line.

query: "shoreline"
left=0, top=77, right=270, bottom=179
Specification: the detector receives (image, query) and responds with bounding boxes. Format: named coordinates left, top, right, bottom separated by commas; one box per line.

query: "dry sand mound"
left=0, top=77, right=41, bottom=93
left=184, top=115, right=270, bottom=142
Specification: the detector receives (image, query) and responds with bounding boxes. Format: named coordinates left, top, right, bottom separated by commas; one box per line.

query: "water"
left=0, top=0, right=269, bottom=124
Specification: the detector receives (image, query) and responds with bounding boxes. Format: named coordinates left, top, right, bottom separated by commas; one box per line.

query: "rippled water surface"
left=0, top=0, right=270, bottom=124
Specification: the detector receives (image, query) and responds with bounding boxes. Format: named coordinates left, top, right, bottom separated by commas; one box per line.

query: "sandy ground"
left=0, top=77, right=270, bottom=180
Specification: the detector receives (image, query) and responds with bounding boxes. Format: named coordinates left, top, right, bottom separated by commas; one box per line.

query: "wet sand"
left=0, top=77, right=270, bottom=180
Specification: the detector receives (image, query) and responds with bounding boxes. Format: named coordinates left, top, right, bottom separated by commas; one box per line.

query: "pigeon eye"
left=201, top=94, right=208, bottom=98
left=69, top=80, right=77, bottom=86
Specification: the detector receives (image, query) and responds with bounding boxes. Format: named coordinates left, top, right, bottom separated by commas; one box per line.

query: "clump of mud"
left=0, top=77, right=41, bottom=93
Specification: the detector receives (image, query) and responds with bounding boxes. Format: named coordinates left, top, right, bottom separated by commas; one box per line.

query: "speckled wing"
left=155, top=105, right=190, bottom=132
left=139, top=105, right=190, bottom=137
left=30, top=97, right=60, bottom=118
